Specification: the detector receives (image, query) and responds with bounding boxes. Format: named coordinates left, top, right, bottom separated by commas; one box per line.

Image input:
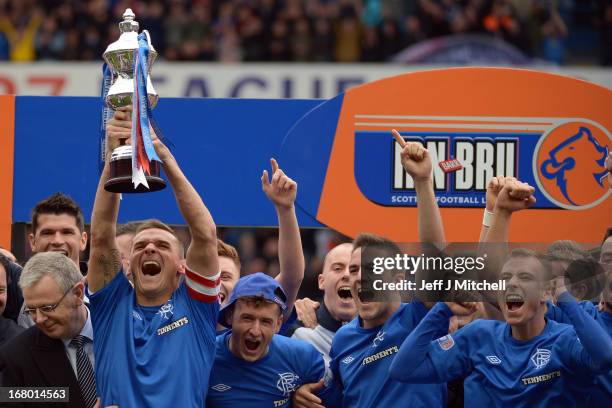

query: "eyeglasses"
left=24, top=285, right=74, bottom=317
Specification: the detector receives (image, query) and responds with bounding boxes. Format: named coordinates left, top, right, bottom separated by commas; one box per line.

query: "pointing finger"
left=392, top=129, right=407, bottom=148
left=271, top=158, right=279, bottom=174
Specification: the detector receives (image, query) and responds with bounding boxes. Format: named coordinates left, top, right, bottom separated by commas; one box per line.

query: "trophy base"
left=105, top=154, right=166, bottom=194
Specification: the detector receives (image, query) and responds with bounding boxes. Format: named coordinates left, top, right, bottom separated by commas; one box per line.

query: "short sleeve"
left=88, top=270, right=131, bottom=341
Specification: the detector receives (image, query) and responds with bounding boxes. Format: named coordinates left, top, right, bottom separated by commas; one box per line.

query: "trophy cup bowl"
left=103, top=8, right=165, bottom=193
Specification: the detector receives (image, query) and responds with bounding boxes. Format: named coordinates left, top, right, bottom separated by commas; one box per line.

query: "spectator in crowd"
left=0, top=0, right=603, bottom=65
left=0, top=254, right=23, bottom=323
left=18, top=193, right=88, bottom=329
left=290, top=242, right=356, bottom=366
left=0, top=254, right=23, bottom=347
left=207, top=273, right=325, bottom=406
left=0, top=252, right=95, bottom=408
left=0, top=247, right=16, bottom=263
left=115, top=221, right=141, bottom=278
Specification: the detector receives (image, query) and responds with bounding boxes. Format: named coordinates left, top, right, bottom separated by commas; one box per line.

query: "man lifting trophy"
left=102, top=8, right=166, bottom=193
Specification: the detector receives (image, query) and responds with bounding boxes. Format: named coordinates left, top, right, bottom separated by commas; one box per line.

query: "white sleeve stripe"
left=185, top=275, right=219, bottom=296
left=185, top=265, right=221, bottom=282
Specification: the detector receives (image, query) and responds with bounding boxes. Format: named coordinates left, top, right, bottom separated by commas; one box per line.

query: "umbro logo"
left=211, top=384, right=231, bottom=392
left=342, top=356, right=355, bottom=364
left=486, top=355, right=502, bottom=365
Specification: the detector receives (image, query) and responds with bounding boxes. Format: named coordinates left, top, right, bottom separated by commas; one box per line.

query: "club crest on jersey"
left=157, top=302, right=174, bottom=320
left=530, top=348, right=551, bottom=369
left=534, top=121, right=610, bottom=210
left=276, top=372, right=301, bottom=396
left=436, top=335, right=455, bottom=351
left=372, top=330, right=386, bottom=347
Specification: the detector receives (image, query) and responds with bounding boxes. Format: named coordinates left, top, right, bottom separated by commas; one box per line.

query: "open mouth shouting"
left=337, top=286, right=352, bottom=302
left=505, top=293, right=525, bottom=313
left=142, top=260, right=162, bottom=277
left=243, top=337, right=262, bottom=357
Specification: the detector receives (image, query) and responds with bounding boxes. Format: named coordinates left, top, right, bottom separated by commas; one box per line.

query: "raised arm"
left=389, top=302, right=475, bottom=383
left=479, top=176, right=512, bottom=242
left=485, top=179, right=535, bottom=244
left=555, top=283, right=612, bottom=373
left=262, top=158, right=304, bottom=315
left=393, top=130, right=445, bottom=308
left=153, top=134, right=218, bottom=278
left=392, top=130, right=445, bottom=245
left=87, top=111, right=126, bottom=293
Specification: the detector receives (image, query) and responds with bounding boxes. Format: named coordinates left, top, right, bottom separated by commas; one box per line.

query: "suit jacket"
left=0, top=325, right=86, bottom=408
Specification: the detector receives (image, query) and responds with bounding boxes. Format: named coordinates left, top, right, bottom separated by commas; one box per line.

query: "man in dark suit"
left=0, top=252, right=95, bottom=408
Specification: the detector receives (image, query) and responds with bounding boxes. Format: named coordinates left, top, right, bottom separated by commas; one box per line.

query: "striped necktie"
left=69, top=335, right=97, bottom=408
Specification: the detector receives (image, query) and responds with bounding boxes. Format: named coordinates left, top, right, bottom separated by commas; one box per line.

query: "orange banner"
left=0, top=95, right=15, bottom=249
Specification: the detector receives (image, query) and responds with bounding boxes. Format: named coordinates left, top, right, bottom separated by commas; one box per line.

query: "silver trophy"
left=103, top=8, right=165, bottom=193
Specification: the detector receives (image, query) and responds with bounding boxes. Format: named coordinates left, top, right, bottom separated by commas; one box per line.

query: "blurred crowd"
left=0, top=0, right=610, bottom=65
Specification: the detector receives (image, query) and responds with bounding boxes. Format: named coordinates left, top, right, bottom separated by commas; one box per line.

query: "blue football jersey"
left=207, top=331, right=325, bottom=407
left=324, top=302, right=447, bottom=408
left=545, top=299, right=598, bottom=323
left=592, top=310, right=612, bottom=405
left=429, top=318, right=601, bottom=407
left=89, top=270, right=219, bottom=407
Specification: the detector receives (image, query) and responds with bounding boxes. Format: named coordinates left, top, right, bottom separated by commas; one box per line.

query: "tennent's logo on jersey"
left=436, top=335, right=455, bottom=351
left=276, top=372, right=301, bottom=396
left=530, top=348, right=551, bottom=370
left=372, top=330, right=386, bottom=348
left=535, top=121, right=610, bottom=210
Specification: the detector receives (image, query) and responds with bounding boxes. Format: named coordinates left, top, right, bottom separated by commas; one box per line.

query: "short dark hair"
left=135, top=219, right=185, bottom=257
left=546, top=240, right=591, bottom=263
left=31, top=193, right=84, bottom=233
left=507, top=248, right=552, bottom=282
left=353, top=233, right=402, bottom=256
left=116, top=221, right=142, bottom=238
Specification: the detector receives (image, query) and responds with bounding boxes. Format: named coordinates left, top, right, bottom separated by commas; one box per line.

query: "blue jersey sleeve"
left=546, top=298, right=598, bottom=324
left=295, top=340, right=326, bottom=383
left=318, top=338, right=343, bottom=407
left=390, top=302, right=456, bottom=383
left=557, top=292, right=612, bottom=374
left=87, top=270, right=131, bottom=341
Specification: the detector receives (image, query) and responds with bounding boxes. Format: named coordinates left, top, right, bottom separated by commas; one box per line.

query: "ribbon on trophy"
left=131, top=30, right=161, bottom=189
left=99, top=63, right=114, bottom=174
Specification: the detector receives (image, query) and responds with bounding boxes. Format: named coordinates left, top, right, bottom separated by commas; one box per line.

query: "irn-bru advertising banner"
left=279, top=68, right=611, bottom=242
left=0, top=68, right=610, bottom=249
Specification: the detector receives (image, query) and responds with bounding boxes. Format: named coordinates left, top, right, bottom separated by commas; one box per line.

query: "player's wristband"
left=482, top=210, right=495, bottom=227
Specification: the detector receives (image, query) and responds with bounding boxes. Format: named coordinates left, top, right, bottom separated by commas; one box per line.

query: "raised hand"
left=292, top=379, right=325, bottom=408
left=295, top=297, right=320, bottom=329
left=392, top=129, right=432, bottom=182
left=485, top=176, right=516, bottom=211
left=445, top=301, right=477, bottom=316
left=493, top=179, right=536, bottom=214
left=106, top=109, right=132, bottom=152
left=261, top=158, right=297, bottom=210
